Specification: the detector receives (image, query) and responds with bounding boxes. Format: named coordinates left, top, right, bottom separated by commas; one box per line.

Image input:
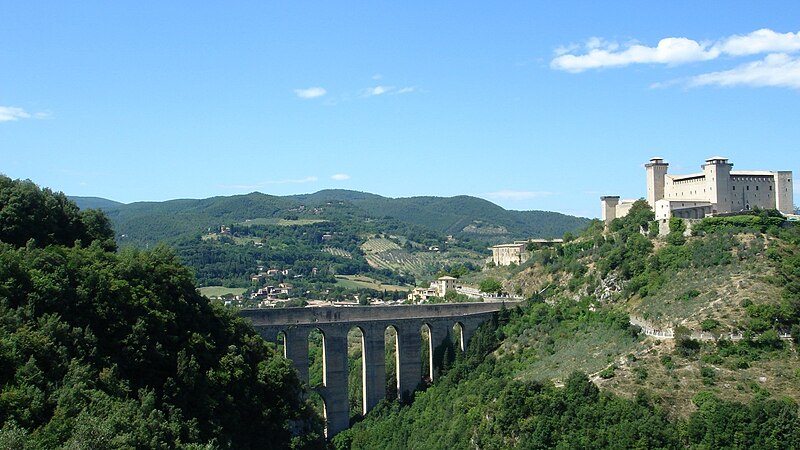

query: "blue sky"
left=2, top=1, right=799, bottom=218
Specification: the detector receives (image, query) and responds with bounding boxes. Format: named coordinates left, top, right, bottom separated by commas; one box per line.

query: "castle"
left=602, top=156, right=794, bottom=225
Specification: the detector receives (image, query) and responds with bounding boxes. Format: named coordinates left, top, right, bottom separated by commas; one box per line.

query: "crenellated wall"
left=240, top=302, right=517, bottom=436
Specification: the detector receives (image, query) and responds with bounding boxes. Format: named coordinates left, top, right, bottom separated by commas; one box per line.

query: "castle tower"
left=774, top=171, right=794, bottom=215
left=702, top=156, right=733, bottom=213
left=600, top=196, right=620, bottom=223
left=645, top=157, right=669, bottom=208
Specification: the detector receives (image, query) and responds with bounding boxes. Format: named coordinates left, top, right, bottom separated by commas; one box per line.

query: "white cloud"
left=372, top=74, right=383, bottom=80
left=551, top=37, right=718, bottom=72
left=363, top=85, right=393, bottom=97
left=482, top=190, right=553, bottom=201
left=688, top=53, right=800, bottom=89
left=294, top=87, right=327, bottom=99
left=331, top=173, right=350, bottom=181
left=716, top=29, right=800, bottom=56
left=0, top=106, right=33, bottom=122
left=394, top=87, right=416, bottom=94
left=551, top=28, right=800, bottom=74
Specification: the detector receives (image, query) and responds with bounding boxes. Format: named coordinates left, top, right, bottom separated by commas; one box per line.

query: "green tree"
left=479, top=278, right=503, bottom=294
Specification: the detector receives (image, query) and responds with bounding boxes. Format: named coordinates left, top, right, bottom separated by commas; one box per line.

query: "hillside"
left=68, top=196, right=124, bottom=210
left=334, top=203, right=800, bottom=449
left=1, top=176, right=324, bottom=448
left=71, top=190, right=590, bottom=246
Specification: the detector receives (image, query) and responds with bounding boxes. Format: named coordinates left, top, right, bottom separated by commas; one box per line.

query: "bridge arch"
left=453, top=321, right=465, bottom=353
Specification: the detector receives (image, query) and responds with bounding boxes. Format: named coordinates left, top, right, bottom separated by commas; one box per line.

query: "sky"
left=2, top=1, right=799, bottom=218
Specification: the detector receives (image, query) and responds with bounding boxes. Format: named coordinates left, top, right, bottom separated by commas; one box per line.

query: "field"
left=198, top=286, right=248, bottom=298
left=334, top=275, right=411, bottom=292
left=324, top=247, right=352, bottom=258
left=238, top=218, right=328, bottom=226
left=361, top=237, right=486, bottom=279
left=361, top=237, right=402, bottom=253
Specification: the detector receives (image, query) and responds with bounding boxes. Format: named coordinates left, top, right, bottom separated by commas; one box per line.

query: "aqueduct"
left=239, top=301, right=518, bottom=436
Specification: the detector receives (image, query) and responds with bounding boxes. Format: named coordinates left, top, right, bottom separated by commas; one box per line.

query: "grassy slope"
left=506, top=230, right=800, bottom=416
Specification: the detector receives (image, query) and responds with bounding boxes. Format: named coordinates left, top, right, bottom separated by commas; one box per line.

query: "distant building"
left=432, top=276, right=457, bottom=296
left=490, top=242, right=527, bottom=266
left=407, top=276, right=459, bottom=302
left=602, top=156, right=794, bottom=225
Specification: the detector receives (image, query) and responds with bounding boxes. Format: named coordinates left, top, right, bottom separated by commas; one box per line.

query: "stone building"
left=602, top=156, right=794, bottom=225
left=490, top=242, right=527, bottom=266
left=408, top=276, right=459, bottom=302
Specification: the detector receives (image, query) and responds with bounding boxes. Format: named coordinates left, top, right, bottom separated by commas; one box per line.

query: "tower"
left=645, top=157, right=669, bottom=208
left=702, top=156, right=733, bottom=213
left=774, top=171, right=794, bottom=215
left=600, top=196, right=620, bottom=223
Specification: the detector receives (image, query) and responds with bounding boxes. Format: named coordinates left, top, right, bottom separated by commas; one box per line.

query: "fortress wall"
left=729, top=175, right=776, bottom=212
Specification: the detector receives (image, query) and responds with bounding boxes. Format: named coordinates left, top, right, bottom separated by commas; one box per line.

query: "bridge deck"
left=240, top=300, right=521, bottom=327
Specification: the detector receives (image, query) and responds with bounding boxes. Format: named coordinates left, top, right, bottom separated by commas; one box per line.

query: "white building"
left=407, top=276, right=459, bottom=302
left=602, top=156, right=794, bottom=225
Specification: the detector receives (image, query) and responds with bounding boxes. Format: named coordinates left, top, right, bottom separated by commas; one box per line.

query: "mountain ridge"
left=70, top=190, right=591, bottom=245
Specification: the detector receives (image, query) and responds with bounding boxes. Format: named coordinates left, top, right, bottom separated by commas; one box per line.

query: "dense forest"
left=73, top=190, right=590, bottom=247
left=0, top=176, right=324, bottom=449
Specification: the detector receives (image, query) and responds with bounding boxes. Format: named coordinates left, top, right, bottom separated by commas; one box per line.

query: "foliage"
left=0, top=176, right=115, bottom=251
left=0, top=179, right=324, bottom=448
left=479, top=278, right=503, bottom=294
left=692, top=214, right=785, bottom=235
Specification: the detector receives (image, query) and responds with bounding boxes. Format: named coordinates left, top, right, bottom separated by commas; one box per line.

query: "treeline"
left=0, top=177, right=324, bottom=448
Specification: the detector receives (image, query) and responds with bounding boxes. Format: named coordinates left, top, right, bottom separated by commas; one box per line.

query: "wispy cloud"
left=0, top=106, right=48, bottom=122
left=331, top=173, right=350, bottom=181
left=227, top=176, right=319, bottom=189
left=552, top=28, right=800, bottom=90
left=716, top=29, right=800, bottom=56
left=482, top=190, right=553, bottom=201
left=294, top=87, right=327, bottom=99
left=551, top=37, right=718, bottom=72
left=363, top=86, right=392, bottom=97
left=688, top=53, right=800, bottom=89
left=362, top=85, right=417, bottom=97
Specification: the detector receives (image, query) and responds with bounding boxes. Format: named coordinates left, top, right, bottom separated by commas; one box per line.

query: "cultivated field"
left=238, top=218, right=328, bottom=226
left=334, top=275, right=411, bottom=292
left=323, top=247, right=352, bottom=258
left=198, top=286, right=248, bottom=298
left=361, top=237, right=402, bottom=253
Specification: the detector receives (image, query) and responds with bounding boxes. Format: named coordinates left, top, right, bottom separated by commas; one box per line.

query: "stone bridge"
left=240, top=301, right=518, bottom=436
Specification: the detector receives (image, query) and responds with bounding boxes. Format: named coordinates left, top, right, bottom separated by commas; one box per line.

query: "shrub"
left=599, top=366, right=616, bottom=379
left=700, top=319, right=720, bottom=332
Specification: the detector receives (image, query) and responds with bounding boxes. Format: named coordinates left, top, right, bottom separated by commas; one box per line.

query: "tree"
left=479, top=277, right=503, bottom=294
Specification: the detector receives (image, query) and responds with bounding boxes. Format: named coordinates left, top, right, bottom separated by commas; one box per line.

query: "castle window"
left=746, top=186, right=749, bottom=190
left=756, top=186, right=759, bottom=190
left=732, top=186, right=735, bottom=191
left=770, top=186, right=772, bottom=191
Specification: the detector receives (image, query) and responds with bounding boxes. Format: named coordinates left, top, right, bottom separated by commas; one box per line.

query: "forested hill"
left=70, top=189, right=590, bottom=245
left=334, top=203, right=800, bottom=449
left=1, top=176, right=324, bottom=448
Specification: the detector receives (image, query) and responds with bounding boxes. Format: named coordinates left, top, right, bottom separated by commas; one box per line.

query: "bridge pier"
left=318, top=326, right=350, bottom=437
left=427, top=322, right=450, bottom=382
left=284, top=327, right=310, bottom=384
left=361, top=323, right=386, bottom=414
left=395, top=323, right=422, bottom=402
